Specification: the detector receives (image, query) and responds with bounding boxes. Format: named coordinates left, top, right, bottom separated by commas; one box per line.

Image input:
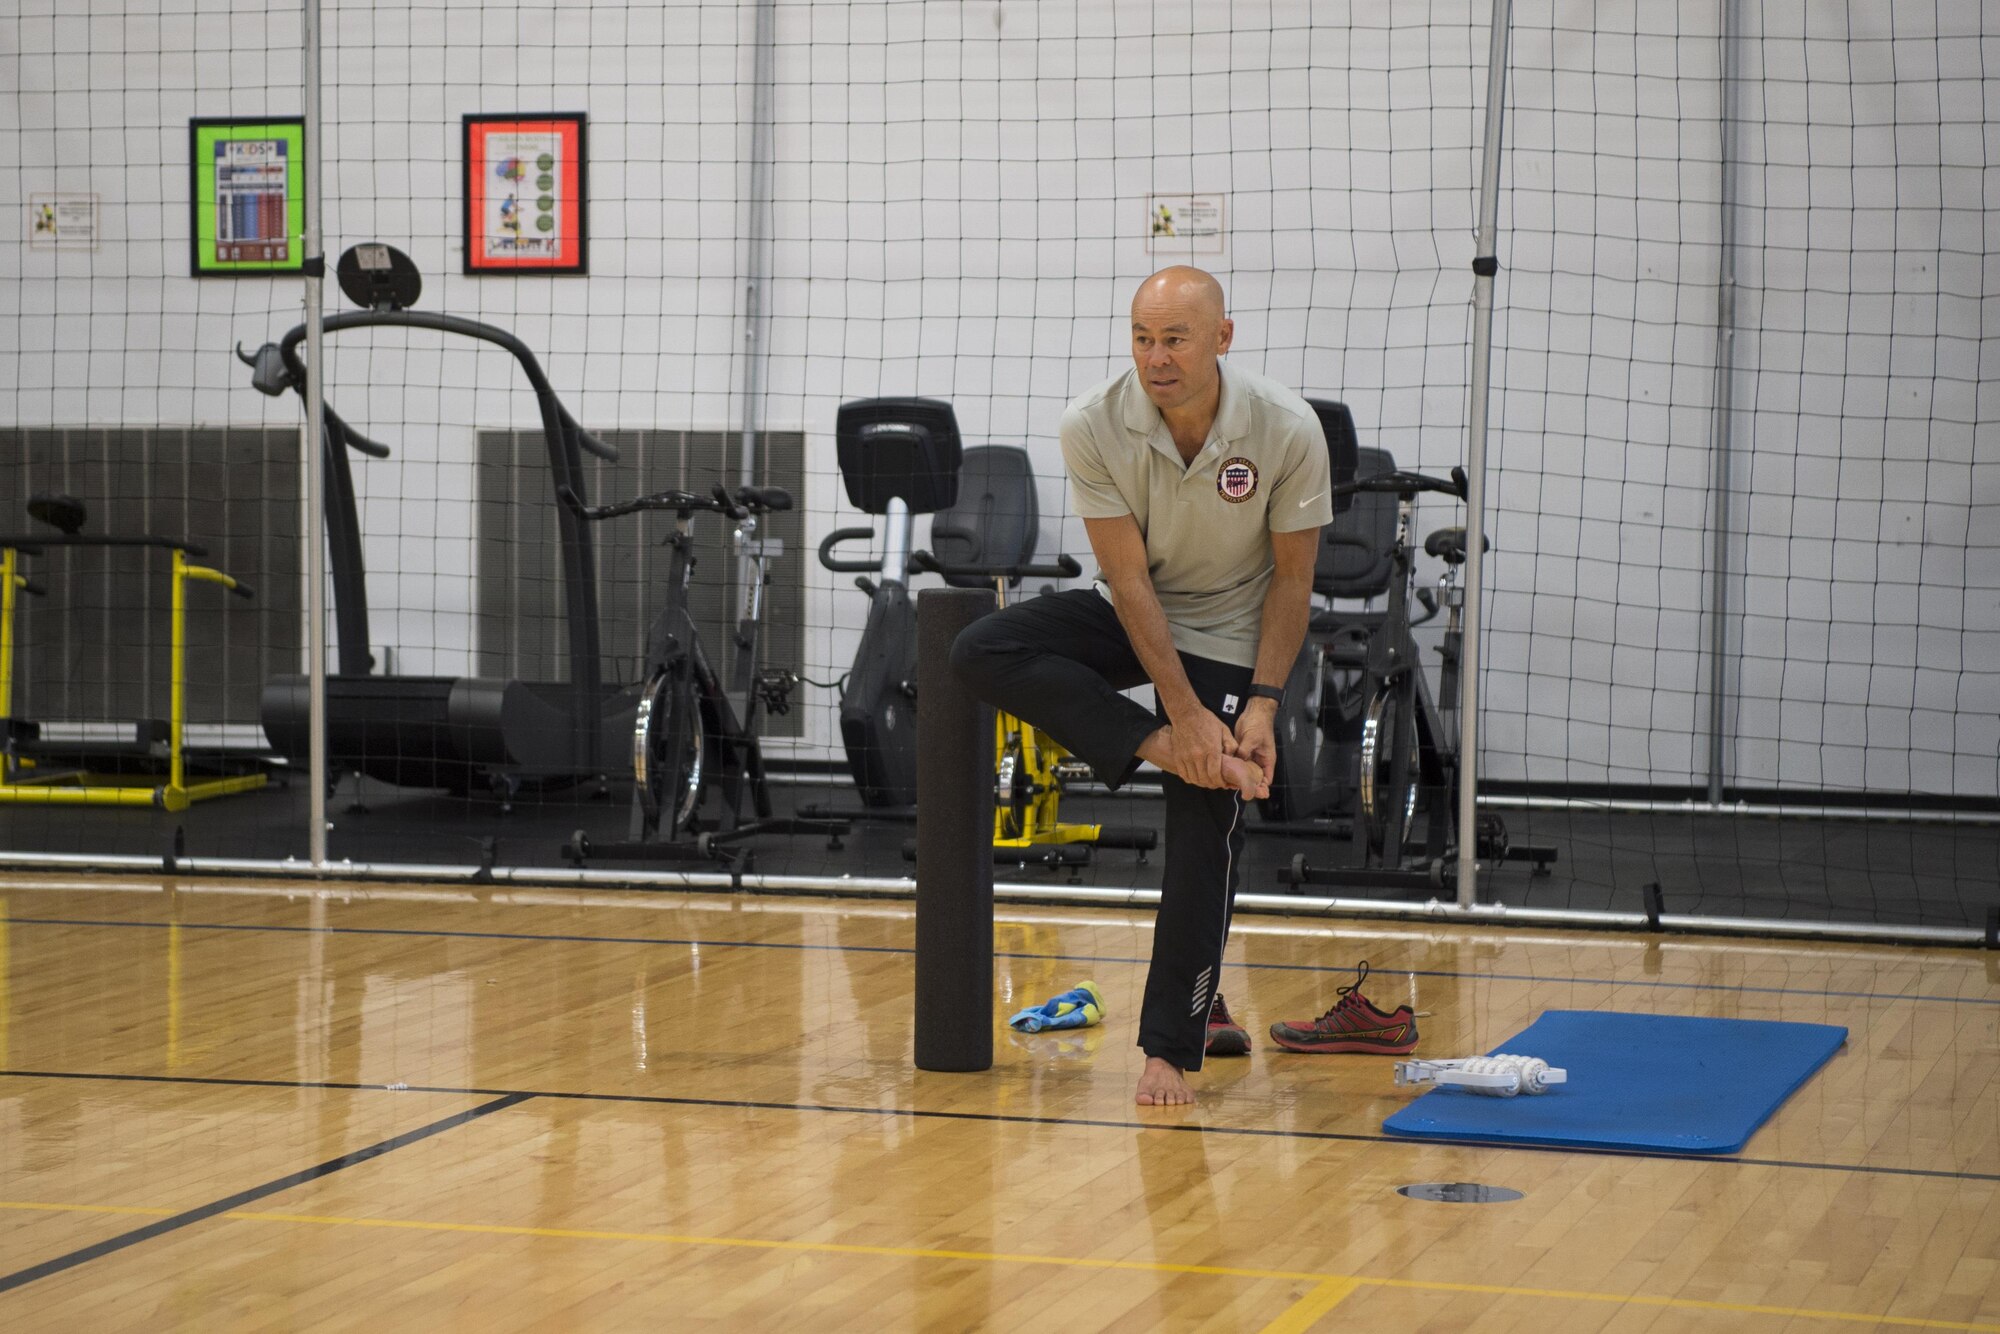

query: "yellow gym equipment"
left=992, top=706, right=1102, bottom=851
left=1, top=496, right=268, bottom=811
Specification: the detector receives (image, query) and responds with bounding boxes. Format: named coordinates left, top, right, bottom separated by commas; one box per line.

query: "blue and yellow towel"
left=1008, top=981, right=1105, bottom=1033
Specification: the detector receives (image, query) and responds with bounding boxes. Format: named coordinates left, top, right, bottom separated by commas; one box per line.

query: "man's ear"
left=1216, top=317, right=1235, bottom=355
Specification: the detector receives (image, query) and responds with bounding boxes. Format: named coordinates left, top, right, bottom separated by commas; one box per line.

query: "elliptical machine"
left=814, top=397, right=963, bottom=808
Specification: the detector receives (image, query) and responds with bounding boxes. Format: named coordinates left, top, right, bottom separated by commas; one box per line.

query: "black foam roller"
left=914, top=585, right=997, bottom=1072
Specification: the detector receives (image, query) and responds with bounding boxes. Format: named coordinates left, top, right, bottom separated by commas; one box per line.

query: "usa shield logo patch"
left=1217, top=457, right=1259, bottom=503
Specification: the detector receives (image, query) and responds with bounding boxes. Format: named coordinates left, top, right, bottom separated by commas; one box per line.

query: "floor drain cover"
left=1397, top=1182, right=1524, bottom=1204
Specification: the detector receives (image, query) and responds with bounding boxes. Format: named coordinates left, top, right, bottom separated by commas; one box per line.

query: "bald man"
left=952, top=267, right=1332, bottom=1105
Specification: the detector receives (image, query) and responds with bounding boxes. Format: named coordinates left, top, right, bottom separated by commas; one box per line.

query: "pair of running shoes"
left=1205, top=961, right=1417, bottom=1057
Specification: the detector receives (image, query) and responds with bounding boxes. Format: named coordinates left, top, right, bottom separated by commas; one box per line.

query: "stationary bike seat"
left=1422, top=527, right=1489, bottom=565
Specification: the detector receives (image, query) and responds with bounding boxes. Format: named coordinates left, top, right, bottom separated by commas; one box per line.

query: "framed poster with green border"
left=462, top=113, right=588, bottom=274
left=189, top=117, right=306, bottom=276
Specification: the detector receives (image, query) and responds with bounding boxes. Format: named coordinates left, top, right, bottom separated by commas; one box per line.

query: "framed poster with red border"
left=462, top=113, right=588, bottom=274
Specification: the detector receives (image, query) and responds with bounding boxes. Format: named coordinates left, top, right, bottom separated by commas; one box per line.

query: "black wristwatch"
left=1246, top=683, right=1284, bottom=705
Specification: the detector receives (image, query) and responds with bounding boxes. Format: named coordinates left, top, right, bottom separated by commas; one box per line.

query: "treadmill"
left=241, top=242, right=635, bottom=798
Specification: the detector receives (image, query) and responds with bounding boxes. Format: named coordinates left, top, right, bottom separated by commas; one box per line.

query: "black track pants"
left=950, top=589, right=1252, bottom=1072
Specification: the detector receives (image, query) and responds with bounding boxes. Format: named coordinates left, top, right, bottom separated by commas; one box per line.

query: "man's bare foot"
left=1137, top=726, right=1269, bottom=800
left=1135, top=1056, right=1197, bottom=1106
left=1219, top=752, right=1270, bottom=801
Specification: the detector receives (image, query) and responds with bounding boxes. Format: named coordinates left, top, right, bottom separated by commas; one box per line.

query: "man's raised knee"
left=949, top=619, right=1002, bottom=691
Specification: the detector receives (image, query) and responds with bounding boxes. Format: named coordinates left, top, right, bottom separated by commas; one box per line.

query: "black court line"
left=0, top=1092, right=532, bottom=1294
left=8, top=913, right=1998, bottom=1011
left=5, top=1069, right=1996, bottom=1187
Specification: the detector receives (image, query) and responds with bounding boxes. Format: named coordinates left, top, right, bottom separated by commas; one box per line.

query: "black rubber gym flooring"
left=2, top=768, right=1993, bottom=934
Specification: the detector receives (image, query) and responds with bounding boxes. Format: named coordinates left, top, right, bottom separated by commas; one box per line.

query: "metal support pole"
left=1705, top=0, right=1744, bottom=804
left=736, top=0, right=778, bottom=490
left=1455, top=0, right=1514, bottom=909
left=302, top=0, right=328, bottom=869
left=731, top=0, right=780, bottom=707
left=913, top=587, right=996, bottom=1072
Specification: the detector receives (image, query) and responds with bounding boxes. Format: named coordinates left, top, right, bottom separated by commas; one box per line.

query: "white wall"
left=1480, top=3, right=1728, bottom=788
left=1721, top=0, right=2000, bottom=795
left=2, top=0, right=1994, bottom=794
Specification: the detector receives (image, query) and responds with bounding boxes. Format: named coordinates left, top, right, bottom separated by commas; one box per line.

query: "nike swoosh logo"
left=1298, top=491, right=1328, bottom=509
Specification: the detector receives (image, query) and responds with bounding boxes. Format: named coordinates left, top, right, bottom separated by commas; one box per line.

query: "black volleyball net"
left=0, top=0, right=1991, bottom=938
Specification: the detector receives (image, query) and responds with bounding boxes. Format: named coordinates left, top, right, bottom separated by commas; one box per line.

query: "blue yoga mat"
left=1382, top=1010, right=1847, bottom=1154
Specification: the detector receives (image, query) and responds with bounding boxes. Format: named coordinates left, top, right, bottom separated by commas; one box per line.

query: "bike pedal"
left=1052, top=760, right=1094, bottom=783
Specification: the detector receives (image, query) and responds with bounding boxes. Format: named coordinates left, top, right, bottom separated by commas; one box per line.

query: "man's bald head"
left=1130, top=266, right=1234, bottom=421
left=1132, top=266, right=1227, bottom=326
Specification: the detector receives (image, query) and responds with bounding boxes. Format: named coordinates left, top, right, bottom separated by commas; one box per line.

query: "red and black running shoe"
left=1268, top=961, right=1419, bottom=1054
left=1204, top=992, right=1251, bottom=1057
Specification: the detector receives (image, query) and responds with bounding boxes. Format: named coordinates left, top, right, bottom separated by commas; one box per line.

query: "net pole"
left=302, top=0, right=329, bottom=869
left=731, top=0, right=778, bottom=711
left=736, top=0, right=777, bottom=490
left=1456, top=0, right=1514, bottom=909
left=1704, top=0, right=1745, bottom=805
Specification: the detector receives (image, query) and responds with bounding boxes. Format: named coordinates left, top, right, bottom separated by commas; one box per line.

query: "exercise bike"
left=559, top=483, right=847, bottom=870
left=813, top=396, right=963, bottom=809
left=1260, top=399, right=1361, bottom=824
left=1276, top=462, right=1554, bottom=892
left=906, top=451, right=1157, bottom=868
left=812, top=403, right=1153, bottom=865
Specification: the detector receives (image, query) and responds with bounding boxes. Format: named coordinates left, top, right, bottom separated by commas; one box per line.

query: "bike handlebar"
left=557, top=483, right=790, bottom=523
left=1329, top=466, right=1469, bottom=500
left=326, top=404, right=394, bottom=459
left=817, top=526, right=880, bottom=573
left=555, top=405, right=619, bottom=462
left=908, top=548, right=1082, bottom=581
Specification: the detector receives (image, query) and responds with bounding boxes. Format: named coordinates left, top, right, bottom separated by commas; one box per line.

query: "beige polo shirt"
left=1059, top=360, right=1333, bottom=667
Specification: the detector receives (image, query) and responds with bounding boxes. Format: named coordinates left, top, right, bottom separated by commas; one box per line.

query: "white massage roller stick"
left=1393, top=1054, right=1567, bottom=1097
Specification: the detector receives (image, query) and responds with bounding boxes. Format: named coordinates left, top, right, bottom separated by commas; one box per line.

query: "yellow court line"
left=3, top=1199, right=1997, bottom=1332
left=1258, top=1278, right=1363, bottom=1333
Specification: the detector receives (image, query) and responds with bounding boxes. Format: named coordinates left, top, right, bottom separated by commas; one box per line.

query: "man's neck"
left=1159, top=382, right=1222, bottom=464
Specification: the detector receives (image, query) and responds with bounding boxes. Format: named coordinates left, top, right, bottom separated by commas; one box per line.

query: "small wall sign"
left=29, top=193, right=101, bottom=251
left=1146, top=194, right=1225, bottom=254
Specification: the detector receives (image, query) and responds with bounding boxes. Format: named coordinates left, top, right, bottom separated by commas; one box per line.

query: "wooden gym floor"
left=0, top=873, right=1994, bottom=1331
